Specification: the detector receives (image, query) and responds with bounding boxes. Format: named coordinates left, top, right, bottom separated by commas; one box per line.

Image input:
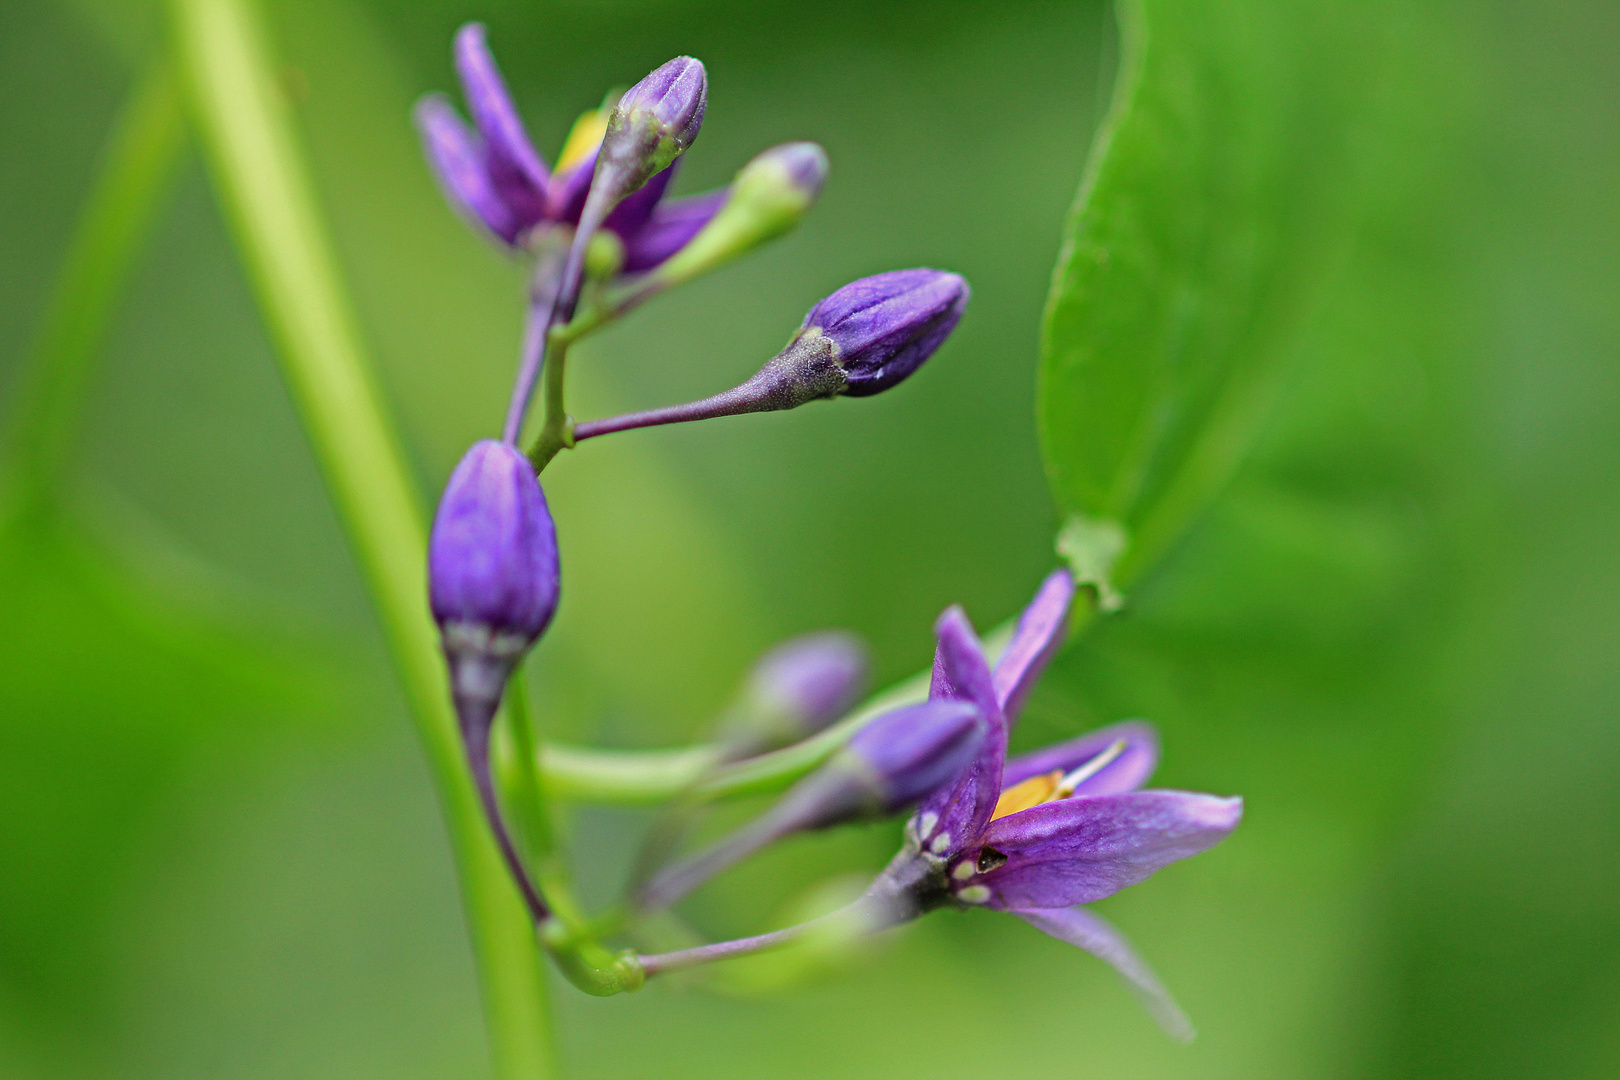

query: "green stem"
left=166, top=0, right=555, bottom=1075
left=501, top=676, right=588, bottom=929
left=2, top=57, right=184, bottom=522
left=527, top=330, right=575, bottom=471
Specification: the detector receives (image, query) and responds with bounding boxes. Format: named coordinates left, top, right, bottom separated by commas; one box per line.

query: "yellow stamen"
left=1052, top=738, right=1129, bottom=799
left=557, top=109, right=609, bottom=172
left=991, top=771, right=1062, bottom=820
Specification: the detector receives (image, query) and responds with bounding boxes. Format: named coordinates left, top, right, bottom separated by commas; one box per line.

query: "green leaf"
left=1038, top=0, right=1356, bottom=591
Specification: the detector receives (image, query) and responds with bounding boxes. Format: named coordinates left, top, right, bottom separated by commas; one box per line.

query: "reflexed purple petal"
left=976, top=791, right=1242, bottom=909
left=603, top=161, right=678, bottom=243
left=546, top=150, right=597, bottom=223
left=992, top=569, right=1074, bottom=724
left=910, top=607, right=1006, bottom=856
left=620, top=189, right=728, bottom=273
left=454, top=23, right=547, bottom=229
left=1013, top=906, right=1194, bottom=1042
left=1002, top=721, right=1159, bottom=796
left=414, top=95, right=519, bottom=244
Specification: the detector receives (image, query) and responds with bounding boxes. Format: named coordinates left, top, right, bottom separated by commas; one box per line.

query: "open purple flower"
left=414, top=23, right=724, bottom=271
left=876, top=570, right=1242, bottom=1039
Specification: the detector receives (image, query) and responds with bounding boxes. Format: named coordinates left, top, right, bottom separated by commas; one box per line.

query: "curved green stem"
left=168, top=0, right=554, bottom=1074
left=527, top=330, right=575, bottom=472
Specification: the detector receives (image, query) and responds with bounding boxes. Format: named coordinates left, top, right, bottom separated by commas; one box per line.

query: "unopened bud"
left=648, top=142, right=829, bottom=288
left=555, top=57, right=708, bottom=325
left=797, top=268, right=969, bottom=397
left=720, top=631, right=869, bottom=756
left=571, top=269, right=969, bottom=444
left=598, top=57, right=708, bottom=202
left=428, top=440, right=560, bottom=731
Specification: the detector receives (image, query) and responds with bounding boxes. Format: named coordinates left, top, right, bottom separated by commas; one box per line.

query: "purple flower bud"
left=801, top=269, right=969, bottom=397
left=751, top=632, right=868, bottom=732
left=428, top=441, right=560, bottom=724
left=616, top=57, right=707, bottom=158
left=567, top=270, right=966, bottom=445
left=596, top=57, right=708, bottom=200
left=842, top=700, right=986, bottom=813
left=768, top=141, right=831, bottom=197
left=720, top=632, right=869, bottom=756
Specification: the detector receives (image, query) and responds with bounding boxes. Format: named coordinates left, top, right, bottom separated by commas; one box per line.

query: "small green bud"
left=585, top=229, right=625, bottom=280
left=649, top=142, right=829, bottom=289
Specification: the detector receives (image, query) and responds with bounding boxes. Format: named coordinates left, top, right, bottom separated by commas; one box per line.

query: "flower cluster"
left=416, top=24, right=1240, bottom=1036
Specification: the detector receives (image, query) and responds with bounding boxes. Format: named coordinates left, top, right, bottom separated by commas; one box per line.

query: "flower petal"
left=992, top=569, right=1074, bottom=724
left=909, top=607, right=1006, bottom=857
left=620, top=189, right=728, bottom=273
left=546, top=150, right=597, bottom=224
left=454, top=23, right=547, bottom=229
left=1012, top=906, right=1194, bottom=1042
left=1002, top=721, right=1159, bottom=796
left=604, top=161, right=678, bottom=245
left=414, top=95, right=520, bottom=244
left=977, top=791, right=1242, bottom=909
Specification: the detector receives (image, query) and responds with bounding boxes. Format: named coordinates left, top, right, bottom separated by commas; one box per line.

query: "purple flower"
left=874, top=570, right=1242, bottom=1039
left=414, top=24, right=722, bottom=264
left=428, top=440, right=559, bottom=726
left=748, top=632, right=868, bottom=732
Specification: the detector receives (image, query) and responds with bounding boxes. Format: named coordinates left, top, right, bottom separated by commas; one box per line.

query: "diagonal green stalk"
left=166, top=0, right=555, bottom=1074
left=2, top=58, right=184, bottom=523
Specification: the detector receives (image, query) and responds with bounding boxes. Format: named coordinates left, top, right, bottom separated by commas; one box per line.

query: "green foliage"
left=1039, top=0, right=1354, bottom=590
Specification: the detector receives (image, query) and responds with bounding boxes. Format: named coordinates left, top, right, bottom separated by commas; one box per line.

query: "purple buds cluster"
left=403, top=25, right=1228, bottom=1024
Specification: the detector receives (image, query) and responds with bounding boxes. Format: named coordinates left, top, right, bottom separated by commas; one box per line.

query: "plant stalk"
left=168, top=0, right=556, bottom=1073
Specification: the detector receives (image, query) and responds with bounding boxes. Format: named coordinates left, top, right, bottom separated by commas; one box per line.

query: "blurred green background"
left=2, top=0, right=1617, bottom=1077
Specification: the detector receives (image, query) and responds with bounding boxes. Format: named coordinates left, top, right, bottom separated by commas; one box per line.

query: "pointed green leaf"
left=1039, top=0, right=1357, bottom=591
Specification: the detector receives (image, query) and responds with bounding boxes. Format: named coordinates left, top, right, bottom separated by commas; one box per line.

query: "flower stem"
left=527, top=329, right=575, bottom=471
left=636, top=890, right=896, bottom=977
left=571, top=378, right=776, bottom=443
left=168, top=0, right=555, bottom=1074
left=500, top=249, right=565, bottom=446
left=2, top=56, right=184, bottom=523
